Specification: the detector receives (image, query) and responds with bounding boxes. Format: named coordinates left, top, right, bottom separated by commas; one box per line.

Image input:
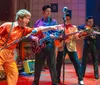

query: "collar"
left=13, top=21, right=25, bottom=28
left=13, top=21, right=19, bottom=28
left=41, top=17, right=51, bottom=22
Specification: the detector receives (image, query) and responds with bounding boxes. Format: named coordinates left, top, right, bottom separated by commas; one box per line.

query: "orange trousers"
left=0, top=49, right=18, bottom=85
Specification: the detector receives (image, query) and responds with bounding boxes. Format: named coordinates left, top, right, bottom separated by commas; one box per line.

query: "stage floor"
left=0, top=64, right=100, bottom=85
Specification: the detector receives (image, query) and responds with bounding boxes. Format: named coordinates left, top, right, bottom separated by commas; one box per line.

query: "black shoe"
left=78, top=80, right=84, bottom=85
left=31, top=82, right=34, bottom=85
left=52, top=84, right=59, bottom=85
left=57, top=77, right=61, bottom=84
left=31, top=83, right=38, bottom=85
left=95, top=75, right=99, bottom=79
left=31, top=84, right=35, bottom=85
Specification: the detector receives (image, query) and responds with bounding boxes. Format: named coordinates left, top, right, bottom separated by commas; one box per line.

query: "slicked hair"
left=42, top=5, right=51, bottom=11
left=86, top=16, right=93, bottom=21
left=66, top=13, right=71, bottom=19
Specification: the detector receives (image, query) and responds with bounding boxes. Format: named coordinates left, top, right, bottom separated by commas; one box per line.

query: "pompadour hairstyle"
left=15, top=9, right=31, bottom=20
left=66, top=13, right=71, bottom=19
left=42, top=5, right=51, bottom=11
left=86, top=16, right=93, bottom=21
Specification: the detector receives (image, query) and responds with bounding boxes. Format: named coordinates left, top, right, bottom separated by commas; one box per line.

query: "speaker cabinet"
left=23, top=60, right=35, bottom=73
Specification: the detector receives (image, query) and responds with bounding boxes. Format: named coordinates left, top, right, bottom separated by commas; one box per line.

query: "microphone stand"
left=62, top=12, right=67, bottom=85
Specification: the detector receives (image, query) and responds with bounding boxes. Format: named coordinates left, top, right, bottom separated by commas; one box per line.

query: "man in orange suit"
left=0, top=9, right=57, bottom=85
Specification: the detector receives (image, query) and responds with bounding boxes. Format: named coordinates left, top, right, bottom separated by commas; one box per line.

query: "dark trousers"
left=56, top=46, right=83, bottom=81
left=32, top=43, right=58, bottom=85
left=81, top=41, right=99, bottom=77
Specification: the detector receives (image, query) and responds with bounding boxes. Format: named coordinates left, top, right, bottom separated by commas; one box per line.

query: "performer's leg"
left=32, top=50, right=45, bottom=85
left=47, top=45, right=58, bottom=85
left=56, top=51, right=63, bottom=83
left=0, top=49, right=18, bottom=85
left=68, top=51, right=83, bottom=81
left=91, top=46, right=99, bottom=79
left=81, top=46, right=89, bottom=77
left=56, top=45, right=67, bottom=84
left=4, top=62, right=18, bottom=85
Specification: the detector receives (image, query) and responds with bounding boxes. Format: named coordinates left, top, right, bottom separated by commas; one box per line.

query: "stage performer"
left=78, top=16, right=99, bottom=79
left=0, top=9, right=58, bottom=85
left=56, top=14, right=84, bottom=85
left=31, top=5, right=59, bottom=85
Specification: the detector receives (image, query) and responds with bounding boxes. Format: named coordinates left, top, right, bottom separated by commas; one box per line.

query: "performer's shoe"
left=52, top=83, right=59, bottom=85
left=58, top=83, right=66, bottom=85
left=31, top=84, right=36, bottom=85
left=95, top=75, right=99, bottom=79
left=31, top=83, right=38, bottom=85
left=58, top=78, right=61, bottom=84
left=31, top=84, right=35, bottom=85
left=78, top=80, right=84, bottom=85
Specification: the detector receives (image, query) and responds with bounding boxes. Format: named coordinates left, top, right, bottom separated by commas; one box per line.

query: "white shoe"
left=78, top=80, right=84, bottom=85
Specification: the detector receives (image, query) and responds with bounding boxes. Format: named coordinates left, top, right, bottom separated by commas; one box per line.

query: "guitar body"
left=31, top=40, right=46, bottom=54
left=81, top=25, right=92, bottom=36
left=54, top=25, right=79, bottom=47
left=54, top=39, right=63, bottom=47
left=31, top=32, right=46, bottom=54
left=54, top=26, right=72, bottom=47
left=78, top=25, right=94, bottom=37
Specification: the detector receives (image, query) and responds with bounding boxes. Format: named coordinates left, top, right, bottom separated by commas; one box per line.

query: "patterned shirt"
left=34, top=17, right=57, bottom=45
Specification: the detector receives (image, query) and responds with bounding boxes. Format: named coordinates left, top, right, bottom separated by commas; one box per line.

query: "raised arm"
left=31, top=24, right=63, bottom=34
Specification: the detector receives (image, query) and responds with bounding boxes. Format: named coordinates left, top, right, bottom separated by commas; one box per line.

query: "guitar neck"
left=63, top=31, right=79, bottom=39
left=66, top=31, right=79, bottom=36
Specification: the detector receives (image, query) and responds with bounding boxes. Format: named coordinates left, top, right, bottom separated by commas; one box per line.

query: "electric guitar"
left=31, top=30, right=64, bottom=54
left=54, top=30, right=82, bottom=47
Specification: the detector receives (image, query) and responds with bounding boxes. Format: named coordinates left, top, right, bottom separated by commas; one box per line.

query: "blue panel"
left=86, top=0, right=100, bottom=26
left=28, top=61, right=35, bottom=71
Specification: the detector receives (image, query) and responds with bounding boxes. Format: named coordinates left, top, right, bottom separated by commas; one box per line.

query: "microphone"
left=62, top=7, right=68, bottom=13
left=62, top=7, right=68, bottom=21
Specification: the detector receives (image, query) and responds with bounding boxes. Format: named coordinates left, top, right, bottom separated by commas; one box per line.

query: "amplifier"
left=23, top=60, right=35, bottom=73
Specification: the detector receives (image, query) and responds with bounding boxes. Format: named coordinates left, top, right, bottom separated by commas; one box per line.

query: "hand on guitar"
left=78, top=26, right=93, bottom=38
left=30, top=36, right=39, bottom=46
left=49, top=33, right=64, bottom=39
left=50, top=34, right=55, bottom=39
left=78, top=30, right=88, bottom=38
left=31, top=36, right=46, bottom=54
